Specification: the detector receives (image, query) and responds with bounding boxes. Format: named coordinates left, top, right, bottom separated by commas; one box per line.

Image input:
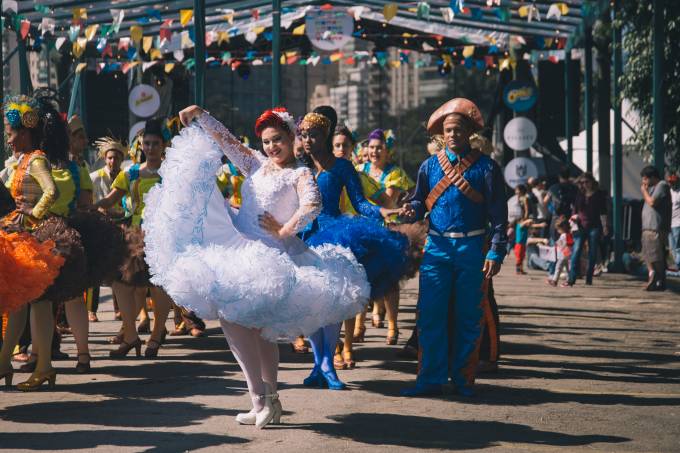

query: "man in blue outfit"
left=398, top=98, right=508, bottom=397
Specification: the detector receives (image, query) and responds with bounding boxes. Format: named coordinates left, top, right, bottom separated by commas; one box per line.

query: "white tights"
left=219, top=319, right=279, bottom=412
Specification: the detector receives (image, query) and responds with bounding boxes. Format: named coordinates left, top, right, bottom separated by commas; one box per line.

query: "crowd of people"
left=507, top=165, right=677, bottom=291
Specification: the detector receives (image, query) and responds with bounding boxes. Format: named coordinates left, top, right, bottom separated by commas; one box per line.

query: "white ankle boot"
left=254, top=383, right=281, bottom=429
left=235, top=408, right=257, bottom=425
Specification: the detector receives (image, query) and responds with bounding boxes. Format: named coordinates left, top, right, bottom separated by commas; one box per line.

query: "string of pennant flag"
left=2, top=1, right=578, bottom=77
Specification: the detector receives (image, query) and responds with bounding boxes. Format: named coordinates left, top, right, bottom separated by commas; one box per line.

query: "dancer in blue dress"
left=298, top=106, right=410, bottom=390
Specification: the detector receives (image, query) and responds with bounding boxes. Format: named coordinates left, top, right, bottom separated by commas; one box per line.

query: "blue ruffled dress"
left=300, top=158, right=408, bottom=299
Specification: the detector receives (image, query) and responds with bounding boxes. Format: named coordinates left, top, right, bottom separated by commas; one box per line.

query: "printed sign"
left=128, top=84, right=160, bottom=118
left=503, top=117, right=537, bottom=151
left=306, top=9, right=354, bottom=51
left=503, top=80, right=537, bottom=112
left=504, top=156, right=539, bottom=188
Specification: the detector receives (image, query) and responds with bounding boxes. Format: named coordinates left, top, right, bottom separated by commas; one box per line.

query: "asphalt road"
left=1, top=268, right=678, bottom=452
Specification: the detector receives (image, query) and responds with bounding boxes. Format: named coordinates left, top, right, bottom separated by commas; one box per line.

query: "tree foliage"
left=619, top=0, right=680, bottom=171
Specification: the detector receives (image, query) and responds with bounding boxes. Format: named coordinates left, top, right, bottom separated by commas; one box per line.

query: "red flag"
left=320, top=3, right=333, bottom=10
left=20, top=20, right=30, bottom=39
left=251, top=9, right=260, bottom=20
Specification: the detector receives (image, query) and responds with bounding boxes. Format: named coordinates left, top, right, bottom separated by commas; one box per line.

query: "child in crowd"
left=515, top=217, right=548, bottom=275
left=547, top=217, right=574, bottom=286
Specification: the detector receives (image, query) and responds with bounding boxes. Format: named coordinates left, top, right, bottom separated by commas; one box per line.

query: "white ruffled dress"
left=142, top=114, right=370, bottom=340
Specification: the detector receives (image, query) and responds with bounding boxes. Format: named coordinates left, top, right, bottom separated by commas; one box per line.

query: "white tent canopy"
left=558, top=100, right=646, bottom=199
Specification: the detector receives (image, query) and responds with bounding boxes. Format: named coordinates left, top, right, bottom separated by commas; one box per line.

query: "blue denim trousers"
left=568, top=227, right=601, bottom=284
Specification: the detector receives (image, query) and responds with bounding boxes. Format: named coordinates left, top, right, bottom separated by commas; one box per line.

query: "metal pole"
left=564, top=49, right=573, bottom=164
left=17, top=29, right=31, bottom=95
left=584, top=24, right=593, bottom=173
left=612, top=0, right=624, bottom=272
left=194, top=0, right=206, bottom=107
left=272, top=0, right=281, bottom=107
left=652, top=0, right=664, bottom=174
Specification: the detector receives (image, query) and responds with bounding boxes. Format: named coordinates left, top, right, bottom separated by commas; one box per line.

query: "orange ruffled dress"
left=0, top=230, right=65, bottom=313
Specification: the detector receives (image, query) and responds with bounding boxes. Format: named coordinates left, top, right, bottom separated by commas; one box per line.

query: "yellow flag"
left=165, top=63, right=175, bottom=73
left=254, top=26, right=265, bottom=35
left=390, top=60, right=401, bottom=68
left=143, top=36, right=153, bottom=53
left=383, top=3, right=398, bottom=21
left=150, top=49, right=162, bottom=60
left=223, top=12, right=234, bottom=24
left=462, top=45, right=475, bottom=58
left=218, top=31, right=229, bottom=45
left=518, top=6, right=529, bottom=18
left=85, top=24, right=98, bottom=41
left=72, top=41, right=84, bottom=59
left=180, top=9, right=194, bottom=27
left=72, top=8, right=86, bottom=22
left=292, top=24, right=305, bottom=35
left=557, top=3, right=569, bottom=14
left=130, top=25, right=142, bottom=44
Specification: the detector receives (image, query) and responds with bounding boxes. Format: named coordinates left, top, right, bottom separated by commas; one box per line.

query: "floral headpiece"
left=95, top=136, right=126, bottom=159
left=299, top=112, right=331, bottom=136
left=4, top=95, right=40, bottom=130
left=272, top=110, right=297, bottom=136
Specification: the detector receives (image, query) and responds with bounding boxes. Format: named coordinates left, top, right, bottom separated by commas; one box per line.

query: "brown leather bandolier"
left=425, top=149, right=484, bottom=211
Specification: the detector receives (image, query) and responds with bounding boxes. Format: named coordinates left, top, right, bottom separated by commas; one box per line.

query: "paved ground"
left=0, top=268, right=679, bottom=452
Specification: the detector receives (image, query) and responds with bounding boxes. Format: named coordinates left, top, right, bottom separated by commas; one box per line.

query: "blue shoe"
left=303, top=366, right=323, bottom=387
left=320, top=370, right=347, bottom=390
left=399, top=383, right=444, bottom=397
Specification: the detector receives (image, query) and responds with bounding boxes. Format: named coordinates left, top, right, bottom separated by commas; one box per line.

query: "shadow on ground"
left=0, top=430, right=247, bottom=452
left=299, top=413, right=629, bottom=450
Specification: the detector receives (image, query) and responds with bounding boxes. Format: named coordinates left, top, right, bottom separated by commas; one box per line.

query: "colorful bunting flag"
left=85, top=24, right=98, bottom=41
left=383, top=3, right=398, bottom=21
left=20, top=19, right=30, bottom=40
left=130, top=25, right=143, bottom=43
left=180, top=9, right=193, bottom=27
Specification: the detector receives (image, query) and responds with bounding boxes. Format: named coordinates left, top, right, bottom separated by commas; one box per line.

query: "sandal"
left=75, top=353, right=91, bottom=374
left=169, top=321, right=188, bottom=336
left=386, top=329, right=400, bottom=346
left=343, top=350, right=356, bottom=369
left=290, top=336, right=309, bottom=354
left=144, top=338, right=162, bottom=358
left=333, top=352, right=347, bottom=370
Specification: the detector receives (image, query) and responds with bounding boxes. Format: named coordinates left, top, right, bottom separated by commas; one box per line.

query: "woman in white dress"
left=142, top=106, right=370, bottom=428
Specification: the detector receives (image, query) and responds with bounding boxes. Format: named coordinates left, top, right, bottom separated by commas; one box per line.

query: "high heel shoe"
left=75, top=353, right=91, bottom=374
left=303, top=366, right=324, bottom=387
left=343, top=350, right=356, bottom=369
left=254, top=390, right=278, bottom=429
left=236, top=385, right=282, bottom=425
left=109, top=338, right=142, bottom=358
left=321, top=370, right=347, bottom=390
left=372, top=314, right=384, bottom=328
left=17, top=369, right=57, bottom=391
left=144, top=338, right=161, bottom=358
left=235, top=408, right=257, bottom=425
left=386, top=329, right=400, bottom=345
left=0, top=369, right=14, bottom=389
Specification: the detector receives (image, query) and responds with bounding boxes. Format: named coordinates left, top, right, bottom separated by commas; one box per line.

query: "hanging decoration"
left=180, top=9, right=194, bottom=27
left=383, top=3, right=398, bottom=22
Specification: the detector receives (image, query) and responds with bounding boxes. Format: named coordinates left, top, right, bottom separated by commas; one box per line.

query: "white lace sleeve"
left=196, top=112, right=264, bottom=176
left=280, top=167, right=322, bottom=237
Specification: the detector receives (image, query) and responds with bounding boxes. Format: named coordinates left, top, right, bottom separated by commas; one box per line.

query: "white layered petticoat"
left=142, top=125, right=369, bottom=340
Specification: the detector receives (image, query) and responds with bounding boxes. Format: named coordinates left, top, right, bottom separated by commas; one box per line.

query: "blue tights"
left=308, top=322, right=341, bottom=374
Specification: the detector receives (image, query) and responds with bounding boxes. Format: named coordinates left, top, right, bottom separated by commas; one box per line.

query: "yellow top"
left=3, top=151, right=57, bottom=228
left=361, top=162, right=415, bottom=193
left=48, top=162, right=94, bottom=217
left=112, top=166, right=160, bottom=227
left=340, top=172, right=383, bottom=215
